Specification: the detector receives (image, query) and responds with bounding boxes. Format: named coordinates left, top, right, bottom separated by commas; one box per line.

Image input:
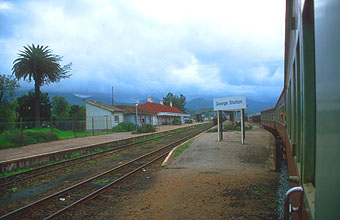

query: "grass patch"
left=92, top=178, right=110, bottom=185
left=110, top=153, right=121, bottom=158
left=8, top=187, right=18, bottom=193
left=86, top=160, right=97, bottom=166
left=133, top=133, right=165, bottom=143
left=69, top=152, right=81, bottom=159
left=0, top=167, right=34, bottom=177
left=0, top=127, right=116, bottom=148
left=174, top=142, right=190, bottom=157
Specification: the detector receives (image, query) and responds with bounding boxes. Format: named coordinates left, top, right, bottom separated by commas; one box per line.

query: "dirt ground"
left=68, top=123, right=279, bottom=220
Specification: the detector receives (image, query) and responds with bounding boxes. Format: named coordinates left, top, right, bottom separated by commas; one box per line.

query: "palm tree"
left=12, top=44, right=71, bottom=127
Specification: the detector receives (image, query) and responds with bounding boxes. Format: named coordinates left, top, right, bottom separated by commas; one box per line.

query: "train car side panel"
left=314, top=0, right=340, bottom=218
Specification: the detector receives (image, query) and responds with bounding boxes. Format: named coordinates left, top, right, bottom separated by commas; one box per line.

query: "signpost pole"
left=217, top=110, right=221, bottom=142
left=242, top=109, right=245, bottom=139
left=213, top=95, right=247, bottom=144
left=241, top=108, right=245, bottom=144
left=219, top=110, right=223, bottom=141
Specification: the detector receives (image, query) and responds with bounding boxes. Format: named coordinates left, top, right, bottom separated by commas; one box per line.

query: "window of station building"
left=114, top=116, right=119, bottom=124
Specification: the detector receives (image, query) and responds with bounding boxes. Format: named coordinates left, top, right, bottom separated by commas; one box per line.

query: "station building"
left=83, top=96, right=190, bottom=132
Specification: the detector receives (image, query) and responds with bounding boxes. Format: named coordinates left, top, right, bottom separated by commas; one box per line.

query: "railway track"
left=0, top=123, right=211, bottom=219
left=0, top=125, right=203, bottom=188
left=0, top=133, right=169, bottom=187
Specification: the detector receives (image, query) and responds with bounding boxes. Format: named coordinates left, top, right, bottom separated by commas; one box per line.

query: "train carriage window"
left=301, top=1, right=316, bottom=185
left=293, top=61, right=297, bottom=146
left=295, top=39, right=302, bottom=163
left=288, top=80, right=292, bottom=138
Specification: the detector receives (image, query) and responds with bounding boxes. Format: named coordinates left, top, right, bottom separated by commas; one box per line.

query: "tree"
left=0, top=74, right=19, bottom=107
left=0, top=74, right=19, bottom=132
left=16, top=92, right=51, bottom=127
left=12, top=44, right=71, bottom=127
left=51, top=96, right=69, bottom=120
left=163, top=92, right=186, bottom=112
left=69, top=104, right=85, bottom=120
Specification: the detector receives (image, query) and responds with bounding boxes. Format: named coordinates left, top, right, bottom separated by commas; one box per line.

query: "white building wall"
left=86, top=103, right=123, bottom=131
left=152, top=115, right=158, bottom=125
left=112, top=112, right=123, bottom=127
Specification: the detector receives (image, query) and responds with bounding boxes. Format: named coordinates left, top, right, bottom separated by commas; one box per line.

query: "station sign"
left=213, top=95, right=247, bottom=111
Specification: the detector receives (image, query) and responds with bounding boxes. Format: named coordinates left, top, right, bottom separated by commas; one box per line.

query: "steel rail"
left=0, top=124, right=211, bottom=219
left=44, top=149, right=170, bottom=220
left=0, top=133, right=169, bottom=187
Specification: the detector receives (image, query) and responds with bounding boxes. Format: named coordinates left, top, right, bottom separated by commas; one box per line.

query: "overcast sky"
left=0, top=0, right=285, bottom=102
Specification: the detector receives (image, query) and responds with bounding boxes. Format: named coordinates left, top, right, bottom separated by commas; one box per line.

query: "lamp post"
left=135, top=101, right=139, bottom=129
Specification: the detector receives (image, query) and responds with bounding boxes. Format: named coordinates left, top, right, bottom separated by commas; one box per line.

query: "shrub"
left=173, top=118, right=181, bottom=125
left=132, top=124, right=155, bottom=134
left=112, top=121, right=135, bottom=132
left=2, top=129, right=58, bottom=146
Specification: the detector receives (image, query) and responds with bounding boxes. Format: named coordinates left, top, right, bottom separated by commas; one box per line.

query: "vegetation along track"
left=0, top=123, right=212, bottom=219
left=0, top=132, right=170, bottom=187
left=0, top=125, right=207, bottom=189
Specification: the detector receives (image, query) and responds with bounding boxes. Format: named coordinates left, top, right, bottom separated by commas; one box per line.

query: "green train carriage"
left=261, top=0, right=340, bottom=219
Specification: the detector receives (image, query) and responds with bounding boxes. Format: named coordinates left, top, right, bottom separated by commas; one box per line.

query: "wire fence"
left=0, top=116, right=119, bottom=147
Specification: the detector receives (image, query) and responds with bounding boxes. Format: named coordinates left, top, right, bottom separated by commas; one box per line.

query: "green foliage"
left=16, top=91, right=52, bottom=126
left=12, top=44, right=72, bottom=86
left=0, top=167, right=34, bottom=177
left=1, top=128, right=58, bottom=146
left=12, top=44, right=72, bottom=125
left=69, top=152, right=81, bottom=159
left=173, top=118, right=181, bottom=125
left=51, top=96, right=69, bottom=120
left=163, top=92, right=186, bottom=112
left=0, top=74, right=19, bottom=106
left=0, top=100, right=18, bottom=133
left=112, top=121, right=135, bottom=132
left=174, top=142, right=190, bottom=157
left=0, top=75, right=19, bottom=132
left=69, top=104, right=85, bottom=120
left=132, top=124, right=155, bottom=134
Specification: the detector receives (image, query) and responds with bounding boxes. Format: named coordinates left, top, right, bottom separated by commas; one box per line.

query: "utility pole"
left=112, top=86, right=114, bottom=106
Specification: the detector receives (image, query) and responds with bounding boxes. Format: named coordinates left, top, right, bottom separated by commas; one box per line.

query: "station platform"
left=0, top=123, right=201, bottom=165
left=105, top=123, right=279, bottom=219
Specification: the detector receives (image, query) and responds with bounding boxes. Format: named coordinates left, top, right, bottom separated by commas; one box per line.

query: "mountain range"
left=14, top=90, right=276, bottom=114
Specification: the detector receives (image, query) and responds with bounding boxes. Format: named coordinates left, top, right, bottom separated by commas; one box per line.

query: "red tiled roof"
left=139, top=102, right=184, bottom=114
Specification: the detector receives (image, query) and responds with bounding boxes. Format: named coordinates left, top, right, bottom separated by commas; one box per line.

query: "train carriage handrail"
left=284, top=186, right=304, bottom=220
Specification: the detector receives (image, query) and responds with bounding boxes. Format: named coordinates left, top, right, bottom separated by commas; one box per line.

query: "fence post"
left=106, top=117, right=108, bottom=134
left=92, top=117, right=94, bottom=136
left=74, top=121, right=77, bottom=138
left=20, top=118, right=23, bottom=146
left=50, top=116, right=53, bottom=140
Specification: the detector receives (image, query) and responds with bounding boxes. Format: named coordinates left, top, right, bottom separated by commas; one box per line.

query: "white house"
left=139, top=96, right=191, bottom=125
left=84, top=100, right=124, bottom=132
left=84, top=96, right=191, bottom=131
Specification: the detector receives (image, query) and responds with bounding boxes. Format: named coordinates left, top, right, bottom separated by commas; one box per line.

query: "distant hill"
left=185, top=97, right=275, bottom=114
left=185, top=98, right=213, bottom=111
left=14, top=90, right=163, bottom=106
left=14, top=90, right=131, bottom=106
left=13, top=90, right=276, bottom=114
